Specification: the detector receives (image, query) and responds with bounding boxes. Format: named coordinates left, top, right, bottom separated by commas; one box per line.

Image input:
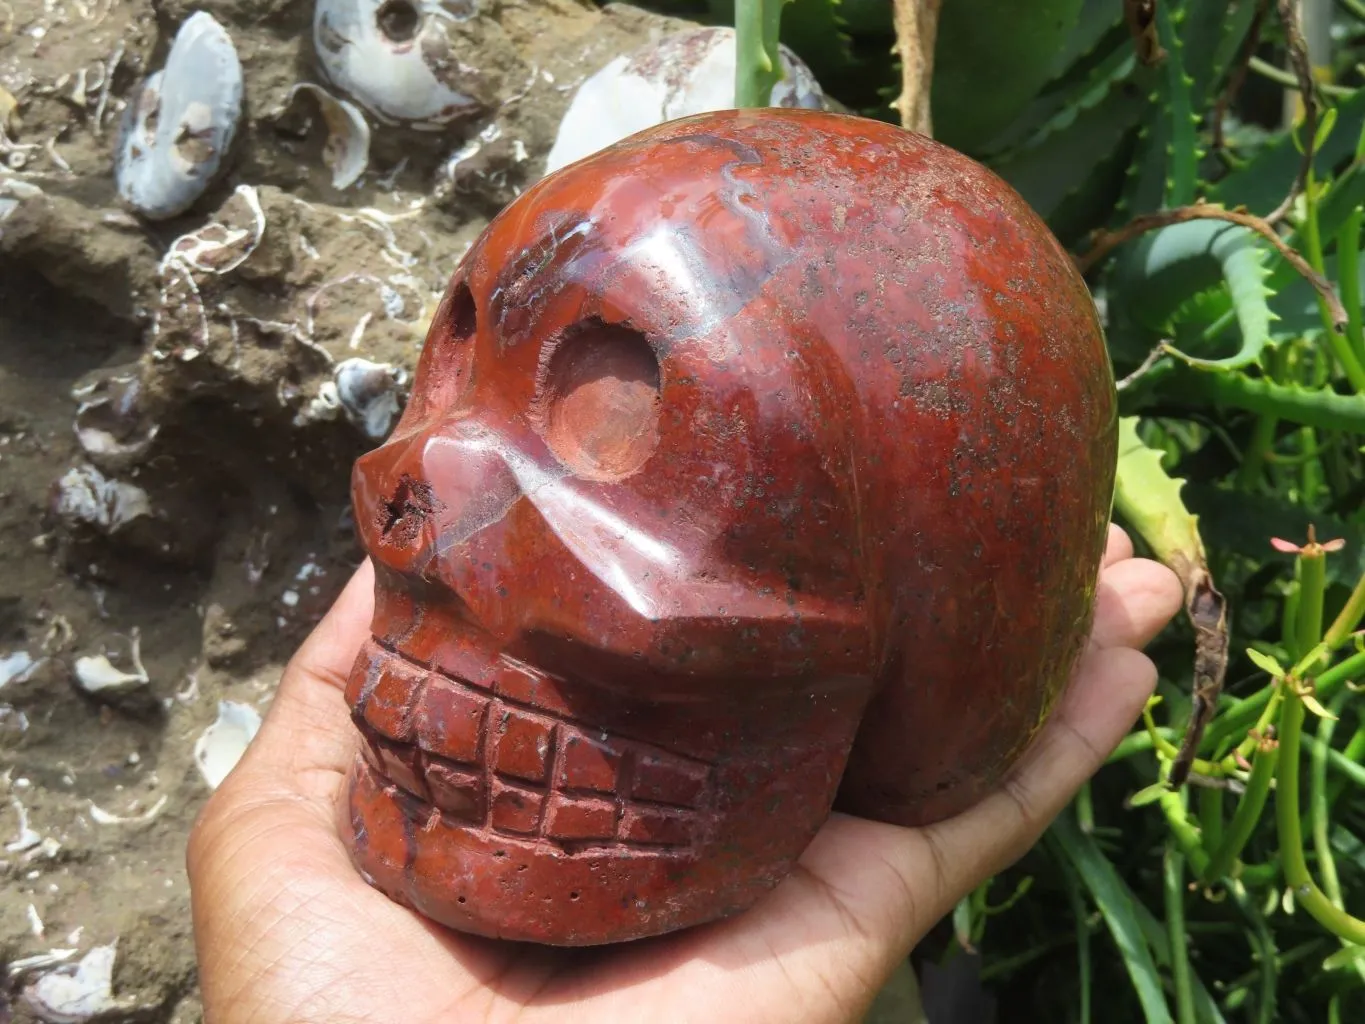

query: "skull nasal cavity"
left=539, top=322, right=661, bottom=480
left=376, top=0, right=421, bottom=42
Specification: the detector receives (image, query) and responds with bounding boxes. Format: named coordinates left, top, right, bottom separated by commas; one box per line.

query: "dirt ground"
left=0, top=1, right=711, bottom=1019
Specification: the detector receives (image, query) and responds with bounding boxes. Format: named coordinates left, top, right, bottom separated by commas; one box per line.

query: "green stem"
left=1203, top=649, right=1365, bottom=754
left=1164, top=843, right=1196, bottom=1024
left=1159, top=789, right=1211, bottom=877
left=1076, top=780, right=1095, bottom=834
left=1299, top=429, right=1325, bottom=506
left=1303, top=172, right=1365, bottom=393
left=1275, top=692, right=1365, bottom=944
left=1202, top=743, right=1279, bottom=885
left=1297, top=548, right=1329, bottom=663
left=1239, top=415, right=1280, bottom=491
left=1326, top=720, right=1365, bottom=807
left=1226, top=687, right=1285, bottom=769
left=1248, top=55, right=1355, bottom=97
left=1337, top=207, right=1365, bottom=368
left=734, top=0, right=789, bottom=108
left=1324, top=568, right=1365, bottom=649
left=1058, top=845, right=1092, bottom=1024
left=1197, top=786, right=1224, bottom=853
left=1229, top=885, right=1279, bottom=1024
left=1304, top=732, right=1365, bottom=787
left=1312, top=691, right=1348, bottom=909
left=1340, top=0, right=1365, bottom=23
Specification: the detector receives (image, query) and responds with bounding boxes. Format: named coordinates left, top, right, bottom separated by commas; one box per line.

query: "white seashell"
left=282, top=83, right=371, bottom=189
left=22, top=943, right=131, bottom=1023
left=194, top=700, right=262, bottom=790
left=313, top=0, right=481, bottom=129
left=88, top=794, right=168, bottom=825
left=52, top=464, right=152, bottom=534
left=73, top=372, right=159, bottom=469
left=0, top=650, right=40, bottom=688
left=335, top=357, right=407, bottom=439
left=74, top=629, right=149, bottom=695
left=161, top=184, right=266, bottom=275
left=6, top=796, right=41, bottom=853
left=73, top=657, right=146, bottom=693
left=0, top=178, right=42, bottom=239
left=7, top=949, right=78, bottom=977
left=544, top=26, right=827, bottom=176
left=114, top=13, right=243, bottom=220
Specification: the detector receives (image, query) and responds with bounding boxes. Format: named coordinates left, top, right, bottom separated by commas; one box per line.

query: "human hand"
left=186, top=523, right=1182, bottom=1024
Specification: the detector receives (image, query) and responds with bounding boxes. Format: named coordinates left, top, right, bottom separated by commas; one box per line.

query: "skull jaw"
left=342, top=756, right=810, bottom=945
left=339, top=635, right=871, bottom=945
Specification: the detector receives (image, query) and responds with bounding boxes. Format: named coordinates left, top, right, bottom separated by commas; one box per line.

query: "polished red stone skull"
left=341, top=109, right=1117, bottom=946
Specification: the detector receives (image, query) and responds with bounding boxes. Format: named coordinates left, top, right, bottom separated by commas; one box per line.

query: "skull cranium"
left=341, top=109, right=1116, bottom=945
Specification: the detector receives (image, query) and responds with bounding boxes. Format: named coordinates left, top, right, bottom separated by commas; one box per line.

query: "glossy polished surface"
left=341, top=109, right=1117, bottom=945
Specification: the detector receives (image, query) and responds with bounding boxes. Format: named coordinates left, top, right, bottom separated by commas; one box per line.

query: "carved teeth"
left=346, top=639, right=713, bottom=850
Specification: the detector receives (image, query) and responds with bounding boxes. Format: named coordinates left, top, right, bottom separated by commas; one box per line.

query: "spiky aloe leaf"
left=1120, top=112, right=1172, bottom=219
left=1114, top=417, right=1228, bottom=791
left=982, top=37, right=1137, bottom=159
left=834, top=0, right=892, bottom=36
left=1114, top=219, right=1276, bottom=370
left=1045, top=128, right=1143, bottom=249
left=991, top=82, right=1146, bottom=224
left=930, top=0, right=1087, bottom=155
left=1204, top=0, right=1263, bottom=106
left=1114, top=0, right=1198, bottom=218
left=1047, top=0, right=1124, bottom=82
left=1156, top=0, right=1201, bottom=206
left=1121, top=361, right=1365, bottom=435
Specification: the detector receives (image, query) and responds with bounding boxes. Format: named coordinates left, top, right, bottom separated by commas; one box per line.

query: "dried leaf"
left=1114, top=417, right=1229, bottom=788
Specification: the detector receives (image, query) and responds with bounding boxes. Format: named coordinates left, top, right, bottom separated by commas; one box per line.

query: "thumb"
left=235, top=558, right=377, bottom=799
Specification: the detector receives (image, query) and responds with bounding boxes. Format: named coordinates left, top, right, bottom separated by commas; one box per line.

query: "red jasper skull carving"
left=341, top=109, right=1117, bottom=946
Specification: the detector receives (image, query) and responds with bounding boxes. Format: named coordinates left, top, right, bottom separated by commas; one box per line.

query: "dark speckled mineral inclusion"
left=339, top=108, right=1117, bottom=945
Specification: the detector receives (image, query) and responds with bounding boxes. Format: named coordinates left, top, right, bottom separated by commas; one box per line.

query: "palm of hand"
left=186, top=525, right=1181, bottom=1024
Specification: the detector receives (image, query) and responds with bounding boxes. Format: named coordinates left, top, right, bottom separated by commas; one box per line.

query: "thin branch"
left=1212, top=0, right=1272, bottom=151
left=1265, top=0, right=1319, bottom=226
left=1075, top=203, right=1348, bottom=331
left=1124, top=0, right=1167, bottom=65
left=1116, top=342, right=1172, bottom=391
left=1249, top=55, right=1354, bottom=97
left=891, top=0, right=944, bottom=135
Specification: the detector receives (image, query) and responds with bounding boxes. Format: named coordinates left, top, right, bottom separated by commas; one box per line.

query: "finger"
left=1090, top=557, right=1183, bottom=651
left=906, top=644, right=1158, bottom=923
left=284, top=557, right=377, bottom=694
left=239, top=560, right=376, bottom=791
left=1102, top=522, right=1134, bottom=567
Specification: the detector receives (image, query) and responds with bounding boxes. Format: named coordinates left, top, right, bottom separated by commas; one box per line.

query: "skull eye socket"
left=392, top=279, right=476, bottom=438
left=534, top=320, right=662, bottom=481
left=441, top=280, right=477, bottom=342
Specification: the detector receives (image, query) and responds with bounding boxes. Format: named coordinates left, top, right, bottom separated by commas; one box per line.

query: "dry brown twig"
left=891, top=0, right=944, bottom=135
left=1124, top=0, right=1167, bottom=65
left=1265, top=0, right=1319, bottom=225
left=1076, top=202, right=1348, bottom=331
